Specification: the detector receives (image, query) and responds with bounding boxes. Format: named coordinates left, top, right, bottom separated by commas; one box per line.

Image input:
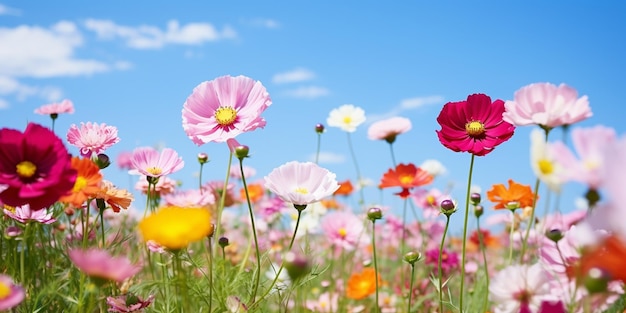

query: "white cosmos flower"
left=490, top=263, right=557, bottom=313
left=326, top=104, right=366, bottom=133
left=530, top=128, right=563, bottom=192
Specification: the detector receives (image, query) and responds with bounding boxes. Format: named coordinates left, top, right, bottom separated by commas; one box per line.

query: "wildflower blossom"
left=0, top=274, right=25, bottom=311
left=367, top=116, right=412, bottom=143
left=425, top=248, right=459, bottom=274
left=69, top=249, right=142, bottom=283
left=93, top=180, right=134, bottom=213
left=436, top=93, right=515, bottom=156
left=135, top=175, right=177, bottom=197
left=419, top=159, right=447, bottom=177
left=3, top=204, right=56, bottom=224
left=34, top=99, right=74, bottom=116
left=321, top=211, right=365, bottom=251
left=503, top=82, right=592, bottom=128
left=486, top=179, right=536, bottom=210
left=0, top=123, right=76, bottom=211
left=346, top=267, right=379, bottom=300
left=66, top=122, right=120, bottom=158
left=264, top=161, right=340, bottom=206
left=116, top=151, right=134, bottom=171
left=131, top=147, right=184, bottom=179
left=326, top=104, right=366, bottom=132
left=489, top=263, right=557, bottom=313
left=379, top=163, right=433, bottom=198
left=182, top=75, right=272, bottom=145
left=239, top=183, right=264, bottom=203
left=333, top=179, right=354, bottom=197
left=59, top=157, right=103, bottom=207
left=106, top=293, right=155, bottom=313
left=163, top=189, right=215, bottom=208
left=138, top=206, right=212, bottom=250
left=530, top=129, right=564, bottom=192
left=230, top=165, right=256, bottom=180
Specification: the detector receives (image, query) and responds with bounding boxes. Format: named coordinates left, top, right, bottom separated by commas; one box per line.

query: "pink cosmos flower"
left=116, top=151, right=134, bottom=171
left=321, top=211, right=365, bottom=251
left=264, top=161, right=340, bottom=207
left=306, top=292, right=339, bottom=312
left=489, top=263, right=557, bottom=313
left=135, top=175, right=177, bottom=197
left=34, top=99, right=75, bottom=115
left=0, top=123, right=76, bottom=211
left=550, top=126, right=616, bottom=189
left=0, top=274, right=25, bottom=311
left=68, top=248, right=142, bottom=283
left=503, top=83, right=592, bottom=128
left=424, top=248, right=459, bottom=274
left=230, top=165, right=257, bottom=180
left=67, top=122, right=120, bottom=158
left=163, top=189, right=215, bottom=207
left=131, top=147, right=184, bottom=178
left=436, top=93, right=515, bottom=156
left=203, top=181, right=238, bottom=207
left=182, top=75, right=272, bottom=145
left=367, top=116, right=412, bottom=143
left=3, top=204, right=56, bottom=224
left=106, top=293, right=155, bottom=313
left=411, top=188, right=449, bottom=219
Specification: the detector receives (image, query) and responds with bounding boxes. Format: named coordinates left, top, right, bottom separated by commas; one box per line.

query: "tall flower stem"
left=213, top=152, right=233, bottom=244
left=204, top=238, right=214, bottom=313
left=407, top=262, right=415, bottom=313
left=199, top=162, right=205, bottom=192
left=239, top=157, right=262, bottom=303
left=400, top=197, right=408, bottom=285
left=371, top=219, right=380, bottom=312
left=458, top=153, right=476, bottom=312
left=476, top=216, right=490, bottom=311
left=438, top=214, right=451, bottom=313
left=509, top=209, right=516, bottom=264
left=173, top=251, right=190, bottom=313
left=388, top=142, right=397, bottom=167
left=315, top=132, right=322, bottom=164
left=520, top=127, right=549, bottom=262
left=346, top=132, right=365, bottom=206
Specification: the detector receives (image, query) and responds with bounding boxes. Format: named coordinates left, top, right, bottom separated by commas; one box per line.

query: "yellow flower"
left=138, top=206, right=212, bottom=250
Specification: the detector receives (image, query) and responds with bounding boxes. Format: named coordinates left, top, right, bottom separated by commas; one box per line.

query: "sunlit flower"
left=411, top=188, right=449, bottom=219
left=93, top=180, right=134, bottom=213
left=490, top=263, right=557, bottom=313
left=326, top=104, right=366, bottom=133
left=66, top=122, right=120, bottom=158
left=419, top=159, right=447, bottom=177
left=346, top=267, right=379, bottom=300
left=321, top=211, right=365, bottom=251
left=503, top=82, right=592, bottom=128
left=306, top=292, right=339, bottom=312
left=333, top=179, right=354, bottom=197
left=3, top=204, right=56, bottom=224
left=59, top=157, right=103, bottom=207
left=34, top=99, right=75, bottom=116
left=106, top=293, right=155, bottom=313
left=573, top=235, right=626, bottom=286
left=0, top=274, right=25, bottom=311
left=367, top=116, right=412, bottom=143
left=239, top=183, right=264, bottom=203
left=0, top=123, right=76, bottom=210
left=131, top=147, right=184, bottom=178
left=379, top=163, right=433, bottom=198
left=436, top=93, right=515, bottom=156
left=203, top=181, right=237, bottom=207
left=135, top=175, right=177, bottom=197
left=530, top=129, right=564, bottom=192
left=116, top=151, right=134, bottom=171
left=182, top=75, right=272, bottom=145
left=68, top=248, right=142, bottom=283
left=550, top=126, right=616, bottom=189
left=424, top=247, right=459, bottom=274
left=486, top=179, right=537, bottom=210
left=138, top=206, right=212, bottom=250
left=163, top=188, right=215, bottom=208
left=264, top=161, right=340, bottom=206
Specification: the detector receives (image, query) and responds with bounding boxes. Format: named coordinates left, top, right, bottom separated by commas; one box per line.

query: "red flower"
left=379, top=163, right=433, bottom=198
left=0, top=123, right=76, bottom=210
left=436, top=93, right=515, bottom=156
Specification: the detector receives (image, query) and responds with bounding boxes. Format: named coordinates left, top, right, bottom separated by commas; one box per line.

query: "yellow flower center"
left=426, top=195, right=436, bottom=205
left=0, top=281, right=10, bottom=299
left=465, top=121, right=485, bottom=137
left=584, top=159, right=599, bottom=170
left=399, top=174, right=413, bottom=185
left=16, top=160, right=37, bottom=178
left=147, top=167, right=162, bottom=176
left=214, top=106, right=237, bottom=126
left=3, top=205, right=16, bottom=214
left=295, top=187, right=309, bottom=195
left=343, top=116, right=352, bottom=125
left=72, top=176, right=87, bottom=192
left=538, top=159, right=553, bottom=175
left=338, top=227, right=348, bottom=238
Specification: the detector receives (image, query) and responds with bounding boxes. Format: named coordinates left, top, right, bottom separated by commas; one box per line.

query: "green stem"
left=213, top=152, right=233, bottom=244
left=315, top=133, right=322, bottom=164
left=205, top=238, right=213, bottom=313
left=346, top=132, right=365, bottom=206
left=408, top=263, right=415, bottom=313
left=476, top=217, right=490, bottom=311
left=371, top=220, right=380, bottom=313
left=459, top=153, right=476, bottom=313
left=174, top=251, right=190, bottom=313
left=509, top=210, right=516, bottom=264
left=388, top=142, right=397, bottom=167
left=400, top=197, right=408, bottom=285
left=199, top=163, right=205, bottom=192
left=239, top=157, right=262, bottom=303
left=438, top=214, right=451, bottom=313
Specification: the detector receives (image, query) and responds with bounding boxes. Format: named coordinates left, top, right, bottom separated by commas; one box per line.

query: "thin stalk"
left=346, top=132, right=365, bottom=206
left=408, top=263, right=416, bottom=313
left=213, top=152, right=233, bottom=244
left=458, top=153, right=476, bottom=312
left=438, top=214, right=451, bottom=313
left=315, top=133, right=322, bottom=164
left=388, top=142, right=397, bottom=167
left=371, top=220, right=380, bottom=313
left=205, top=238, right=213, bottom=313
left=509, top=210, right=516, bottom=264
left=199, top=162, right=205, bottom=192
left=239, top=158, right=262, bottom=303
left=400, top=197, right=408, bottom=285
left=476, top=217, right=490, bottom=311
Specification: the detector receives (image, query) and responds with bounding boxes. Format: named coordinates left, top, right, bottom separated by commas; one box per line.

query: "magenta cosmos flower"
left=68, top=248, right=142, bottom=283
left=107, top=293, right=155, bottom=313
left=130, top=147, right=184, bottom=178
left=34, top=99, right=75, bottom=116
left=0, top=274, right=25, bottom=311
left=264, top=161, right=340, bottom=207
left=182, top=75, right=272, bottom=145
left=367, top=116, right=412, bottom=143
left=436, top=93, right=515, bottom=156
left=0, top=123, right=76, bottom=211
left=66, top=122, right=120, bottom=158
left=503, top=82, right=592, bottom=128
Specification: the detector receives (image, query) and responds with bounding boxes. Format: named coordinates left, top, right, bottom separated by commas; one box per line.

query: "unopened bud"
left=95, top=153, right=111, bottom=169
left=235, top=145, right=250, bottom=160
left=284, top=252, right=310, bottom=281
left=403, top=251, right=422, bottom=265
left=545, top=229, right=564, bottom=243
left=470, top=193, right=481, bottom=205
left=315, top=123, right=325, bottom=134
left=367, top=207, right=383, bottom=221
left=474, top=205, right=484, bottom=218
left=218, top=237, right=229, bottom=248
left=440, top=199, right=456, bottom=216
left=197, top=153, right=209, bottom=164
left=583, top=267, right=610, bottom=294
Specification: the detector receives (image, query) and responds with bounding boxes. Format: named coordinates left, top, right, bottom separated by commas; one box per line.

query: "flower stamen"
left=465, top=121, right=485, bottom=137
left=214, top=106, right=238, bottom=126
left=16, top=161, right=37, bottom=178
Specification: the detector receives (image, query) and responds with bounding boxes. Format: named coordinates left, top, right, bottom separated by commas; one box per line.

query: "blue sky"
left=2, top=1, right=625, bottom=232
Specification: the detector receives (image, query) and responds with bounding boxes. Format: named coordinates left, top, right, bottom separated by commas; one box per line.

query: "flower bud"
left=583, top=267, right=610, bottom=294
left=470, top=192, right=481, bottom=205
left=235, top=145, right=250, bottom=160
left=506, top=201, right=520, bottom=211
left=585, top=188, right=601, bottom=208
left=367, top=207, right=383, bottom=221
left=218, top=237, right=229, bottom=248
left=545, top=229, right=563, bottom=243
left=403, top=251, right=422, bottom=265
left=474, top=205, right=484, bottom=218
left=207, top=223, right=215, bottom=238
left=95, top=153, right=111, bottom=169
left=315, top=123, right=325, bottom=134
left=197, top=153, right=209, bottom=164
left=440, top=199, right=456, bottom=216
left=284, top=252, right=310, bottom=281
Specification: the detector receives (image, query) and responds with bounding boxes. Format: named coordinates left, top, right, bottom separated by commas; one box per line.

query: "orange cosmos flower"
left=346, top=267, right=380, bottom=300
left=333, top=179, right=354, bottom=197
left=240, top=183, right=264, bottom=203
left=486, top=179, right=537, bottom=210
left=379, top=163, right=433, bottom=198
left=571, top=235, right=626, bottom=286
left=91, top=180, right=134, bottom=213
left=59, top=157, right=102, bottom=207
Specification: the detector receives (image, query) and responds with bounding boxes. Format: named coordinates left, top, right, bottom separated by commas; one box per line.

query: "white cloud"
left=84, top=19, right=237, bottom=49
left=282, top=86, right=329, bottom=99
left=308, top=152, right=345, bottom=164
left=247, top=18, right=281, bottom=29
left=273, top=68, right=315, bottom=84
left=114, top=61, right=133, bottom=70
left=0, top=4, right=20, bottom=16
left=0, top=98, right=9, bottom=109
left=367, top=95, right=444, bottom=123
left=0, top=76, right=63, bottom=102
left=0, top=21, right=110, bottom=78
